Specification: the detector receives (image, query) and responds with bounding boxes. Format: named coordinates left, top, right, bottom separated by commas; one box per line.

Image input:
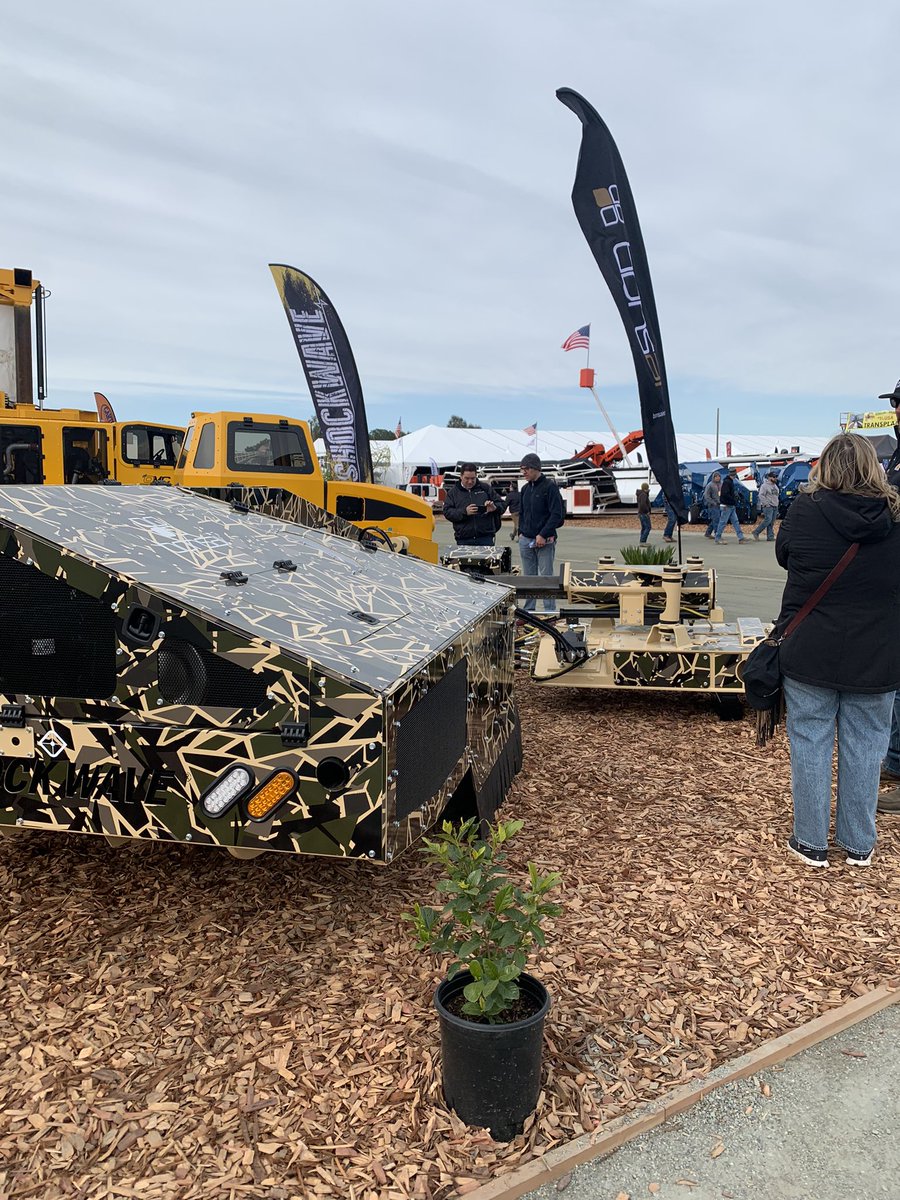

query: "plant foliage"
left=405, top=818, right=561, bottom=1022
left=619, top=544, right=676, bottom=565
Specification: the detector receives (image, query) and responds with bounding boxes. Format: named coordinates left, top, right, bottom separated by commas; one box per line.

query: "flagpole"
left=588, top=385, right=633, bottom=467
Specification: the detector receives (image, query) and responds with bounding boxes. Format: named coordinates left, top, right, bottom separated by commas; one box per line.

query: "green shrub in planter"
left=405, top=817, right=561, bottom=1023
left=619, top=543, right=676, bottom=565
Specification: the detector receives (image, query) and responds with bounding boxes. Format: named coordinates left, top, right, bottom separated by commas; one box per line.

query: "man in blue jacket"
left=518, top=453, right=565, bottom=614
left=714, top=466, right=747, bottom=544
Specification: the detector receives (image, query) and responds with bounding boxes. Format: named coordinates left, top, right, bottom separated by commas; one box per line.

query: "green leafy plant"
left=619, top=543, right=676, bottom=565
left=405, top=818, right=561, bottom=1022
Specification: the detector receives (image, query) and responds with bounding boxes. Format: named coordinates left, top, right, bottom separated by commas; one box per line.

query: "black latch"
left=279, top=722, right=309, bottom=747
left=230, top=500, right=249, bottom=513
left=0, top=704, right=26, bottom=727
left=348, top=609, right=379, bottom=625
left=220, top=570, right=249, bottom=585
left=273, top=559, right=297, bottom=572
left=123, top=605, right=161, bottom=645
left=242, top=416, right=254, bottom=426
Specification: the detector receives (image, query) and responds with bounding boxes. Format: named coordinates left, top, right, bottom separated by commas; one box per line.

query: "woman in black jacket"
left=774, top=433, right=900, bottom=869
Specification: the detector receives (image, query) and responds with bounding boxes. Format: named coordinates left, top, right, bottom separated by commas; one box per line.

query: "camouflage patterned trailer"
left=0, top=487, right=520, bottom=862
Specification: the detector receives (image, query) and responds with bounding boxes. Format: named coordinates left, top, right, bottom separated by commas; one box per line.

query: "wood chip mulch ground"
left=2, top=682, right=898, bottom=1200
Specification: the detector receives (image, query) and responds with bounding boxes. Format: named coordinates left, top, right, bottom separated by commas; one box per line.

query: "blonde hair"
left=803, top=433, right=900, bottom=521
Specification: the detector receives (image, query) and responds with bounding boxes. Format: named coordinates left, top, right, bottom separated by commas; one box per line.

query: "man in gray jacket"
left=703, top=472, right=721, bottom=539
left=752, top=471, right=780, bottom=541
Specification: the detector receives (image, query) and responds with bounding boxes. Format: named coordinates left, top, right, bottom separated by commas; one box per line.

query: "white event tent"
left=356, top=426, right=833, bottom=487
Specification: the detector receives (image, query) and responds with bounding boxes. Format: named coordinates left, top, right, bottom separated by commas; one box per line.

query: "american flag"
left=395, top=419, right=403, bottom=439
left=561, top=324, right=590, bottom=352
left=522, top=423, right=537, bottom=437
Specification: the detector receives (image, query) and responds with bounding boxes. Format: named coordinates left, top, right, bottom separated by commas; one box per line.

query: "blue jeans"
left=715, top=505, right=744, bottom=541
left=883, top=691, right=900, bottom=775
left=663, top=509, right=676, bottom=539
left=519, top=535, right=557, bottom=613
left=752, top=507, right=777, bottom=540
left=639, top=513, right=651, bottom=543
left=704, top=504, right=720, bottom=536
left=784, top=676, right=893, bottom=857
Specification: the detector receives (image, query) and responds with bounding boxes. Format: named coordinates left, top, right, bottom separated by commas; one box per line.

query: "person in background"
left=703, top=471, right=721, bottom=539
left=443, top=463, right=506, bottom=547
left=636, top=482, right=652, bottom=544
left=662, top=497, right=677, bottom=543
left=876, top=379, right=900, bottom=815
left=518, top=453, right=565, bottom=614
left=752, top=471, right=781, bottom=541
left=505, top=480, right=521, bottom=542
left=774, top=433, right=900, bottom=868
left=714, top=466, right=746, bottom=544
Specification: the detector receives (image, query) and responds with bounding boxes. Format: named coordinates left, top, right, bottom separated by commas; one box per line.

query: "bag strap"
left=780, top=542, right=859, bottom=641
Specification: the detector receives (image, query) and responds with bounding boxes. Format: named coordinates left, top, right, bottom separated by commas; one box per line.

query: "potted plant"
left=406, top=817, right=561, bottom=1141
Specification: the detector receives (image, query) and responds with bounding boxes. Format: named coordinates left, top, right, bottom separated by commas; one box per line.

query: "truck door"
left=62, top=426, right=108, bottom=484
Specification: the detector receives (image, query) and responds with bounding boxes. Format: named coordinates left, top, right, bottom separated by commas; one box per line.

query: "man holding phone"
left=443, top=462, right=507, bottom=546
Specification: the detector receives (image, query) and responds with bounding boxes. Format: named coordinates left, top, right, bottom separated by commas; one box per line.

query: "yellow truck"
left=0, top=402, right=184, bottom=486
left=173, top=411, right=438, bottom=561
left=1, top=267, right=436, bottom=559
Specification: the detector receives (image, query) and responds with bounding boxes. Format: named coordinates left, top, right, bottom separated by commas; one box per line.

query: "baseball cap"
left=520, top=453, right=542, bottom=470
left=878, top=379, right=900, bottom=403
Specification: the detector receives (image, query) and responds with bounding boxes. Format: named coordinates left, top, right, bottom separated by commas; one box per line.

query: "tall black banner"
left=556, top=89, right=686, bottom=520
left=269, top=264, right=373, bottom=483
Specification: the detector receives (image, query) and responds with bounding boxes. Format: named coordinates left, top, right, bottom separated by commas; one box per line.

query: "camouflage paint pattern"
left=0, top=486, right=519, bottom=862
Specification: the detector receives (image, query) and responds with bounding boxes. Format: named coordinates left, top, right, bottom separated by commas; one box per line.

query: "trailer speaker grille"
left=158, top=639, right=269, bottom=710
left=0, top=555, right=116, bottom=699
left=395, top=657, right=467, bottom=820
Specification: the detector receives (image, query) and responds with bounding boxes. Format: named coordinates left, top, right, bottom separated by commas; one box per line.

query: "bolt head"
left=185, top=833, right=193, bottom=842
left=367, top=850, right=376, bottom=859
left=16, top=818, right=23, bottom=826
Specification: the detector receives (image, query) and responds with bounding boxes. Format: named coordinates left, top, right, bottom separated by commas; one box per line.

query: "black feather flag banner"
left=269, top=264, right=373, bottom=484
left=556, top=88, right=686, bottom=519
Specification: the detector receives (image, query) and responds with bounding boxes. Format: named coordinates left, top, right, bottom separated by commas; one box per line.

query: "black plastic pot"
left=434, top=971, right=550, bottom=1141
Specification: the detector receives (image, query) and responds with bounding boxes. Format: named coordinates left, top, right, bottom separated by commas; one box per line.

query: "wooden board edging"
left=458, top=979, right=900, bottom=1200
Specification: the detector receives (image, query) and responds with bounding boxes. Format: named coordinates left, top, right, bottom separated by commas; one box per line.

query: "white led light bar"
left=200, top=766, right=254, bottom=818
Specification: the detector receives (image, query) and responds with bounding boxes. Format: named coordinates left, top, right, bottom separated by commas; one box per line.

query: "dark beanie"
left=520, top=453, right=541, bottom=470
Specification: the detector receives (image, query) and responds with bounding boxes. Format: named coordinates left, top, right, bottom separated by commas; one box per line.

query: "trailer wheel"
left=713, top=695, right=745, bottom=722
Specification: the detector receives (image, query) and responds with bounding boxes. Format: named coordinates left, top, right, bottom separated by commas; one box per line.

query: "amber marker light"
left=245, top=769, right=297, bottom=821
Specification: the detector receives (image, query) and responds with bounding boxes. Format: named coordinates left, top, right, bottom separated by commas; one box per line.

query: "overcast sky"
left=4, top=1, right=900, bottom=437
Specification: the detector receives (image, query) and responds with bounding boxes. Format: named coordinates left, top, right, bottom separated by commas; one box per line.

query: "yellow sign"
left=841, top=410, right=898, bottom=431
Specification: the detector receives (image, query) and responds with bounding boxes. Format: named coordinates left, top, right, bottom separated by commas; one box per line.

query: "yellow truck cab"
left=176, top=411, right=438, bottom=562
left=0, top=402, right=184, bottom=486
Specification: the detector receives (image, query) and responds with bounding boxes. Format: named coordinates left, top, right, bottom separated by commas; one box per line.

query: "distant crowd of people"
left=442, top=390, right=900, bottom=868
